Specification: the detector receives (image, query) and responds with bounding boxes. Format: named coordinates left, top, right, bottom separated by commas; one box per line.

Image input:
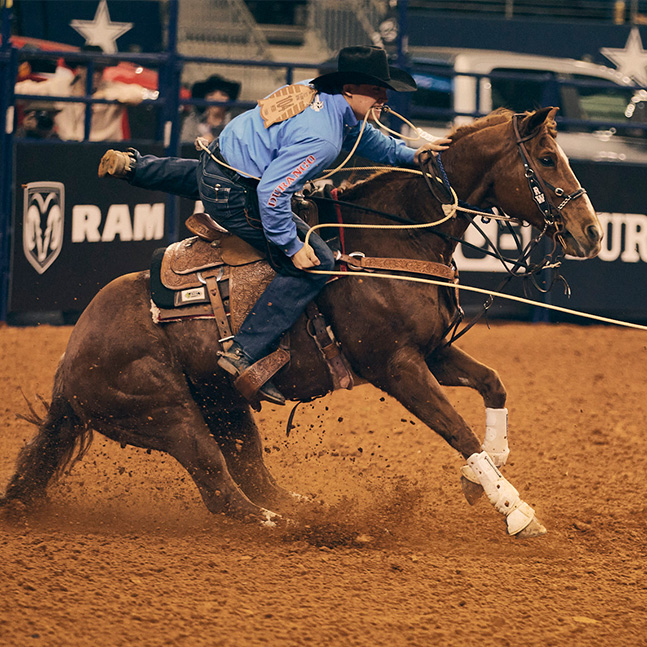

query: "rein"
left=307, top=191, right=555, bottom=282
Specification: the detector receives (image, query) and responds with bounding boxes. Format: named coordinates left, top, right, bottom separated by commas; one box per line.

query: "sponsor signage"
left=8, top=142, right=169, bottom=319
left=22, top=181, right=65, bottom=275
left=455, top=160, right=647, bottom=322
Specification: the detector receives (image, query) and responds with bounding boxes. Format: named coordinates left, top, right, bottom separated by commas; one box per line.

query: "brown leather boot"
left=218, top=343, right=286, bottom=406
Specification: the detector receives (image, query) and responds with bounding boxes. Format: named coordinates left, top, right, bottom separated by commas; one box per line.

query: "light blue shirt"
left=219, top=85, right=416, bottom=257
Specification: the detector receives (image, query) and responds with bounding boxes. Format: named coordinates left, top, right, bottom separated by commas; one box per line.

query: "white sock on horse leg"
left=482, top=407, right=509, bottom=467
left=467, top=451, right=535, bottom=535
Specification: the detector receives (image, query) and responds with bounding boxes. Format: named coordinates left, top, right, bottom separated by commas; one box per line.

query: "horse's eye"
left=539, top=156, right=555, bottom=167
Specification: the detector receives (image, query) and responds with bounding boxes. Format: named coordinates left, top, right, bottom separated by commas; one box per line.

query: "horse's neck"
left=342, top=179, right=471, bottom=266
left=441, top=122, right=508, bottom=207
left=338, top=119, right=513, bottom=266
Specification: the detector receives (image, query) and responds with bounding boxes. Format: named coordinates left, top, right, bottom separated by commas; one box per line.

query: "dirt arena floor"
left=1, top=320, right=646, bottom=647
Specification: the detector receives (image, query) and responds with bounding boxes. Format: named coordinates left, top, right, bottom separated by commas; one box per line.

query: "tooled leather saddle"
left=149, top=212, right=354, bottom=408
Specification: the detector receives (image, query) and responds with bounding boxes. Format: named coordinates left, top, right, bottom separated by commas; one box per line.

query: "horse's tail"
left=1, top=379, right=92, bottom=509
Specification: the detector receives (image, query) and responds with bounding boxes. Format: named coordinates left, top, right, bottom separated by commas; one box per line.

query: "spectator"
left=14, top=45, right=157, bottom=141
left=15, top=100, right=61, bottom=139
left=180, top=74, right=241, bottom=143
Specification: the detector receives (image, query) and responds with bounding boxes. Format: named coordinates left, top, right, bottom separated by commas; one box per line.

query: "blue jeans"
left=130, top=146, right=335, bottom=361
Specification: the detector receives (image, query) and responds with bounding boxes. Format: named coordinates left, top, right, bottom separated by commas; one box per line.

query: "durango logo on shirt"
left=267, top=155, right=316, bottom=207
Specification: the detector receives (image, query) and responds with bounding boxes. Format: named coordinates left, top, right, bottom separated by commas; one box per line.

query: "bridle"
left=511, top=112, right=587, bottom=234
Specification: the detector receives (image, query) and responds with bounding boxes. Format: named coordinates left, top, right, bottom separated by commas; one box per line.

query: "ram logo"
left=23, top=182, right=65, bottom=275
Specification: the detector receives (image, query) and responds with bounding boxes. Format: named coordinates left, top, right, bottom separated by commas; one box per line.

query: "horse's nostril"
left=586, top=224, right=602, bottom=244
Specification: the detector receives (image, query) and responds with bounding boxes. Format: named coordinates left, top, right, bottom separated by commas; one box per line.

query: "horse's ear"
left=518, top=106, right=559, bottom=138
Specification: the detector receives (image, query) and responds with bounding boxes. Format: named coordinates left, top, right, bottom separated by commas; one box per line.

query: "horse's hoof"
left=515, top=515, right=547, bottom=538
left=460, top=475, right=484, bottom=506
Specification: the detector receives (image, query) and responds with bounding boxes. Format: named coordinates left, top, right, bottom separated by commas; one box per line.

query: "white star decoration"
left=601, top=27, right=647, bottom=86
left=70, top=0, right=133, bottom=54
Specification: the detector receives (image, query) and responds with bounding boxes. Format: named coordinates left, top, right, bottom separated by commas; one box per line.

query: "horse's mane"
left=450, top=107, right=557, bottom=141
left=449, top=107, right=514, bottom=142
left=337, top=107, right=556, bottom=196
left=335, top=168, right=395, bottom=198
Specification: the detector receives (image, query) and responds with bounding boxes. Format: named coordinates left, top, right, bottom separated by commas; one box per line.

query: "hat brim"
left=313, top=65, right=416, bottom=92
left=192, top=77, right=241, bottom=101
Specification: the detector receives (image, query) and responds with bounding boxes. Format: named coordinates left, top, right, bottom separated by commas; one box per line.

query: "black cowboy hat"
left=313, top=46, right=416, bottom=92
left=191, top=74, right=241, bottom=101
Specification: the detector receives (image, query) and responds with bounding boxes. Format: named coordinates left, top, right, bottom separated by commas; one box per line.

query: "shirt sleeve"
left=95, top=81, right=147, bottom=104
left=15, top=67, right=74, bottom=101
left=256, top=138, right=338, bottom=257
left=344, top=122, right=416, bottom=166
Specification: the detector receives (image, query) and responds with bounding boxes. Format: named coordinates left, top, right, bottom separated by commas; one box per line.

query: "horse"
left=1, top=107, right=602, bottom=537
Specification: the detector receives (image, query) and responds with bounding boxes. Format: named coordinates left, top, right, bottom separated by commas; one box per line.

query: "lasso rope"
left=371, top=104, right=444, bottom=144
left=304, top=268, right=647, bottom=332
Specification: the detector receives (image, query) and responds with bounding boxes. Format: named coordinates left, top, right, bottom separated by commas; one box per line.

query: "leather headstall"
left=512, top=113, right=587, bottom=231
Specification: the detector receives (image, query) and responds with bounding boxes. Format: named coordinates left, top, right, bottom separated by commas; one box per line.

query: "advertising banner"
left=8, top=142, right=169, bottom=322
left=6, top=145, right=647, bottom=325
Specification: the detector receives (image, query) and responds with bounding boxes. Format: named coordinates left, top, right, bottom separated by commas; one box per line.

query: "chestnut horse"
left=1, top=108, right=602, bottom=537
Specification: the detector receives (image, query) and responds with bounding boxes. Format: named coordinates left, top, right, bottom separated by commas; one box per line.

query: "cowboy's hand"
left=291, top=243, right=320, bottom=270
left=195, top=136, right=212, bottom=151
left=414, top=138, right=452, bottom=165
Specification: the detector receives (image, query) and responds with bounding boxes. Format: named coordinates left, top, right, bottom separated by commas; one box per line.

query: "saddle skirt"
left=156, top=234, right=275, bottom=334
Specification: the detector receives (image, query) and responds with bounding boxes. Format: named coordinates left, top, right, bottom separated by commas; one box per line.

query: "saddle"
left=150, top=212, right=354, bottom=408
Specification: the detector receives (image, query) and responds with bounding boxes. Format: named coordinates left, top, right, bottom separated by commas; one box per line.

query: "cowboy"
left=98, top=45, right=451, bottom=406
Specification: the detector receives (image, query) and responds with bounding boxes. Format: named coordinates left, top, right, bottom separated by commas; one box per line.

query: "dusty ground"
left=0, top=321, right=646, bottom=647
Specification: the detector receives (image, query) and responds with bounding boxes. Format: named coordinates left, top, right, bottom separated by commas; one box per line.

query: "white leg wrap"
left=460, top=464, right=480, bottom=484
left=467, top=451, right=535, bottom=535
left=482, top=407, right=509, bottom=467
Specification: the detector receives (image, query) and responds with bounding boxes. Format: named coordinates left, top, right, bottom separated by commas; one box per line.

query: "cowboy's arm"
left=346, top=122, right=451, bottom=165
left=256, top=138, right=337, bottom=263
left=345, top=122, right=416, bottom=165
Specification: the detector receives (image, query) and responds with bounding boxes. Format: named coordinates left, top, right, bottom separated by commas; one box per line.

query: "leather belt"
left=338, top=254, right=457, bottom=282
left=209, top=143, right=259, bottom=190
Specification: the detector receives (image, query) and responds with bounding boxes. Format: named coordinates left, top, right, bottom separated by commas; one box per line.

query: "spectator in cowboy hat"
left=181, top=74, right=242, bottom=143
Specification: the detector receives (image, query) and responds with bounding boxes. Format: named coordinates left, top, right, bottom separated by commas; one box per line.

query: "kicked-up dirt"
left=1, top=321, right=646, bottom=647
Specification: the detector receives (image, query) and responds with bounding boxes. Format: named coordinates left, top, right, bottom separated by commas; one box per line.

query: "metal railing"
left=408, top=0, right=647, bottom=23
left=309, top=0, right=387, bottom=55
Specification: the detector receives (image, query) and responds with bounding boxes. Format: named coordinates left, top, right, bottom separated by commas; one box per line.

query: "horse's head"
left=456, top=107, right=603, bottom=259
